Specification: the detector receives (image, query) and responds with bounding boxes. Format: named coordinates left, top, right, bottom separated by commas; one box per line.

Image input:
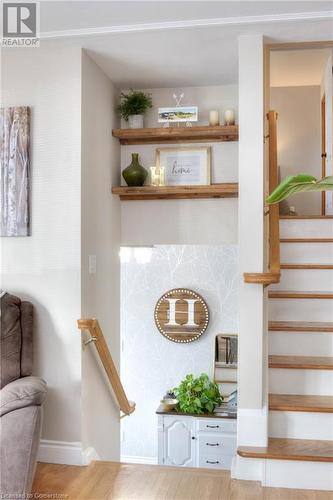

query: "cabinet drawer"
left=197, top=419, right=236, bottom=434
left=198, top=455, right=233, bottom=470
left=198, top=434, right=236, bottom=456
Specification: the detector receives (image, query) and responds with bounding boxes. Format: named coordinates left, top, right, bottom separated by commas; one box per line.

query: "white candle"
left=209, top=110, right=220, bottom=127
left=150, top=166, right=165, bottom=186
left=159, top=166, right=165, bottom=186
left=224, top=109, right=235, bottom=125
left=150, top=166, right=159, bottom=186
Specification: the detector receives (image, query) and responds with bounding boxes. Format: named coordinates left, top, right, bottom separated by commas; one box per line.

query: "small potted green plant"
left=173, top=373, right=223, bottom=414
left=117, top=89, right=153, bottom=129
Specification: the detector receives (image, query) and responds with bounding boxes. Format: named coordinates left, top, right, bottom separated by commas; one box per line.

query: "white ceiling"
left=37, top=1, right=333, bottom=88
left=271, top=48, right=331, bottom=87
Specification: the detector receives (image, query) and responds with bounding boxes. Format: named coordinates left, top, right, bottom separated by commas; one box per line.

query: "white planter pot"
left=128, top=114, right=144, bottom=129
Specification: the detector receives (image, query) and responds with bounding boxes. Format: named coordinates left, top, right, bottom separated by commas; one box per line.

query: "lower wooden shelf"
left=112, top=183, right=238, bottom=200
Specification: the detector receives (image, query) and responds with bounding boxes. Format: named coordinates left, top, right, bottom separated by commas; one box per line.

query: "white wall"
left=236, top=35, right=267, bottom=466
left=81, top=51, right=121, bottom=460
left=270, top=86, right=321, bottom=214
left=120, top=245, right=239, bottom=462
left=120, top=85, right=238, bottom=246
left=1, top=46, right=82, bottom=443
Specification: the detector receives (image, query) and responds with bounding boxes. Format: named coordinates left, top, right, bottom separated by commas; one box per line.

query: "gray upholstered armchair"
left=0, top=292, right=47, bottom=495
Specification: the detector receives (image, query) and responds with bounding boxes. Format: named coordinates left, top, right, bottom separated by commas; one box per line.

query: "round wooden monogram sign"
left=154, top=288, right=209, bottom=343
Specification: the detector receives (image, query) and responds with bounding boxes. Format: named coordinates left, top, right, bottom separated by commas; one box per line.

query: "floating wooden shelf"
left=111, top=183, right=238, bottom=200
left=112, top=125, right=238, bottom=145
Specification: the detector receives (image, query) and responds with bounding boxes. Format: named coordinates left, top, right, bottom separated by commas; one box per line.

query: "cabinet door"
left=163, top=416, right=195, bottom=467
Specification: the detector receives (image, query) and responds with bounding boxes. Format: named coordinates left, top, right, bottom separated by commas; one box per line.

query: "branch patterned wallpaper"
left=120, top=245, right=239, bottom=462
left=0, top=107, right=30, bottom=236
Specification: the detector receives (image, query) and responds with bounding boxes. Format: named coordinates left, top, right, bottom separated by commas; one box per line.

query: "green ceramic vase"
left=122, top=153, right=148, bottom=187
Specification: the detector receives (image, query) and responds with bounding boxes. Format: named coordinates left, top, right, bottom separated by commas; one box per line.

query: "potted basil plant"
left=117, top=89, right=153, bottom=129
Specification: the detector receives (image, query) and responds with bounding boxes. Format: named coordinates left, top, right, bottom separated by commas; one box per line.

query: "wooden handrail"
left=78, top=318, right=135, bottom=417
left=244, top=110, right=281, bottom=285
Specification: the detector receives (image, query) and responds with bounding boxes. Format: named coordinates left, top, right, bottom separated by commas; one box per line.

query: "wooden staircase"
left=239, top=216, right=333, bottom=481
left=239, top=112, right=333, bottom=489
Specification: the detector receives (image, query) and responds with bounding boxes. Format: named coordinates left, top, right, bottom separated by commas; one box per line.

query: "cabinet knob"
left=206, top=442, right=219, bottom=446
left=206, top=460, right=220, bottom=464
left=206, top=425, right=219, bottom=429
left=191, top=436, right=196, bottom=440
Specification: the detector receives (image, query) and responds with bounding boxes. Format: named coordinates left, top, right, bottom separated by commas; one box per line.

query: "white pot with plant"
left=117, top=89, right=153, bottom=129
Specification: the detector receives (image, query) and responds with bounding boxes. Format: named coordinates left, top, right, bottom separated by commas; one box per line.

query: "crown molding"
left=41, top=10, right=333, bottom=39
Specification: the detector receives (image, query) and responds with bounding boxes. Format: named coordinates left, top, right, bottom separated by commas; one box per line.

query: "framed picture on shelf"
left=158, top=106, right=198, bottom=123
left=156, top=146, right=211, bottom=186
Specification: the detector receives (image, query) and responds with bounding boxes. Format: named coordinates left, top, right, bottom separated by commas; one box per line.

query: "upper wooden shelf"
left=112, top=125, right=239, bottom=145
left=112, top=183, right=238, bottom=200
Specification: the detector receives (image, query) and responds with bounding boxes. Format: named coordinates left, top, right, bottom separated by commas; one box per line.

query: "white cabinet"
left=158, top=413, right=237, bottom=470
left=161, top=415, right=196, bottom=467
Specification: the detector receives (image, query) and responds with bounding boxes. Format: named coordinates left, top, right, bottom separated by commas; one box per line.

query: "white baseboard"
left=38, top=440, right=99, bottom=466
left=121, top=455, right=157, bottom=465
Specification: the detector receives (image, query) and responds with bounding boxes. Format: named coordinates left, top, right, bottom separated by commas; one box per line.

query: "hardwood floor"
left=32, top=462, right=331, bottom=499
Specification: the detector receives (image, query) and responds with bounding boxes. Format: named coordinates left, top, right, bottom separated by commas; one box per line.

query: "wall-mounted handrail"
left=244, top=110, right=281, bottom=285
left=78, top=318, right=135, bottom=417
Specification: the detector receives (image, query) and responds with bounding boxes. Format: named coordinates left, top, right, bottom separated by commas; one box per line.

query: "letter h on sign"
left=165, top=298, right=200, bottom=327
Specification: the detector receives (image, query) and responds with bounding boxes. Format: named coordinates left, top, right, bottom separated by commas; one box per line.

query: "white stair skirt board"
left=280, top=220, right=333, bottom=239
left=38, top=440, right=100, bottom=465
left=237, top=408, right=268, bottom=447
left=269, top=332, right=333, bottom=357
left=229, top=409, right=267, bottom=482
left=269, top=299, right=333, bottom=322
left=121, top=455, right=158, bottom=465
left=269, top=369, right=333, bottom=396
left=274, top=269, right=333, bottom=291
left=231, top=455, right=264, bottom=482
left=269, top=411, right=333, bottom=441
left=263, top=459, right=333, bottom=491
left=281, top=243, right=333, bottom=264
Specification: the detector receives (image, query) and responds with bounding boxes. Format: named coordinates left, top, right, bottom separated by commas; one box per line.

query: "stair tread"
left=269, top=355, right=333, bottom=370
left=269, top=321, right=333, bottom=332
left=281, top=264, right=333, bottom=269
left=269, top=290, right=333, bottom=299
left=238, top=438, right=333, bottom=462
left=281, top=238, right=333, bottom=243
left=280, top=215, right=333, bottom=219
left=269, top=394, right=333, bottom=413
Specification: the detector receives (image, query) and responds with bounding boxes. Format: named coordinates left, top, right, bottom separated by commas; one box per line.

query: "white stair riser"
left=269, top=411, right=333, bottom=440
left=269, top=332, right=333, bottom=356
left=263, top=460, right=333, bottom=490
left=280, top=219, right=333, bottom=238
left=281, top=243, right=333, bottom=263
left=274, top=269, right=333, bottom=291
left=269, top=299, right=333, bottom=322
left=269, top=369, right=333, bottom=396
